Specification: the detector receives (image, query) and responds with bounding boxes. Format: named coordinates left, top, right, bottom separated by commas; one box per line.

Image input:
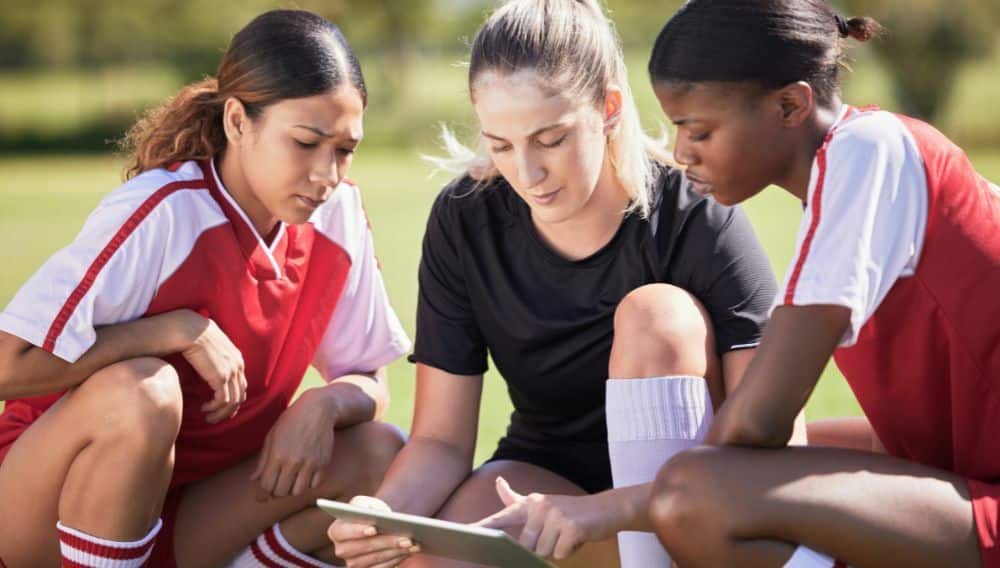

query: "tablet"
left=317, top=498, right=555, bottom=568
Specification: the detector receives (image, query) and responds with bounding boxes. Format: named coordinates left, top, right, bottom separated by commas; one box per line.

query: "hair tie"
left=835, top=14, right=850, bottom=38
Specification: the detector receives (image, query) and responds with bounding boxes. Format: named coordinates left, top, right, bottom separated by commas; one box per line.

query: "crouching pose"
left=0, top=10, right=410, bottom=567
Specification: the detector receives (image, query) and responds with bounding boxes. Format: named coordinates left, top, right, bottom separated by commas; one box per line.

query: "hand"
left=177, top=310, right=247, bottom=423
left=251, top=388, right=338, bottom=499
left=328, top=496, right=421, bottom=568
left=475, top=477, right=620, bottom=560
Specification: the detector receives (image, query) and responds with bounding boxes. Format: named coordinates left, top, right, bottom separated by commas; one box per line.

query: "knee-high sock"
left=57, top=519, right=161, bottom=568
left=226, top=522, right=342, bottom=568
left=606, top=376, right=713, bottom=568
left=784, top=546, right=846, bottom=568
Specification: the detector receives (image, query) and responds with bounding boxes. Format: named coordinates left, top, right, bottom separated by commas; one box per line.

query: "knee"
left=83, top=358, right=183, bottom=451
left=648, top=447, right=719, bottom=552
left=323, top=421, right=405, bottom=492
left=611, top=284, right=713, bottom=377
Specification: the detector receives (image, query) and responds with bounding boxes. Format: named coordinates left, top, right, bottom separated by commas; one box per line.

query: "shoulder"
left=86, top=160, right=223, bottom=237
left=308, top=178, right=372, bottom=261
left=826, top=109, right=916, bottom=163
left=655, top=163, right=740, bottom=240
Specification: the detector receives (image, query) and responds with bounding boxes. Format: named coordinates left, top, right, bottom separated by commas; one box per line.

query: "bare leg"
left=173, top=420, right=405, bottom=567
left=403, top=460, right=620, bottom=568
left=649, top=445, right=981, bottom=568
left=0, top=358, right=182, bottom=567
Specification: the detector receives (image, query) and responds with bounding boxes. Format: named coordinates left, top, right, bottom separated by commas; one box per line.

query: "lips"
left=685, top=173, right=713, bottom=195
left=296, top=195, right=325, bottom=208
left=529, top=188, right=561, bottom=206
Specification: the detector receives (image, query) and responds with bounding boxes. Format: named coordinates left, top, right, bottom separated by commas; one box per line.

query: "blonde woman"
left=329, top=1, right=785, bottom=566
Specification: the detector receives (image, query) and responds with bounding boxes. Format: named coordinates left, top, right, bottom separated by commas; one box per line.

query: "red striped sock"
left=227, top=523, right=341, bottom=568
left=57, top=519, right=161, bottom=568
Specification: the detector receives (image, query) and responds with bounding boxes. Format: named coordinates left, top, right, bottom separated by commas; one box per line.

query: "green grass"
left=3, top=150, right=998, bottom=464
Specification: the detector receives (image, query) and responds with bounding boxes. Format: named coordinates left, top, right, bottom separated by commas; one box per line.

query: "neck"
left=532, top=158, right=630, bottom=261
left=777, top=100, right=844, bottom=202
left=217, top=149, right=279, bottom=240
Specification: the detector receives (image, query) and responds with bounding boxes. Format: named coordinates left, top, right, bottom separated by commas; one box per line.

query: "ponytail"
left=120, top=77, right=225, bottom=179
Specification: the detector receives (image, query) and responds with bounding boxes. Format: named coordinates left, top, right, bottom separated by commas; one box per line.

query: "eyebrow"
left=481, top=123, right=564, bottom=142
left=293, top=124, right=361, bottom=143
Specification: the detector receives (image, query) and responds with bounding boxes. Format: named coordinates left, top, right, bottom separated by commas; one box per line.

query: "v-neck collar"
left=200, top=159, right=287, bottom=281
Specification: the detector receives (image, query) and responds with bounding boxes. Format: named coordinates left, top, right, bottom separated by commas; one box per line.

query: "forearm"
left=313, top=366, right=389, bottom=427
left=0, top=310, right=194, bottom=400
left=375, top=436, right=473, bottom=516
left=595, top=483, right=655, bottom=532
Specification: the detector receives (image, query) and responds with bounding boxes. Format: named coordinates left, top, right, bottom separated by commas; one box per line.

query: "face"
left=653, top=81, right=788, bottom=206
left=472, top=70, right=612, bottom=226
left=234, top=85, right=364, bottom=226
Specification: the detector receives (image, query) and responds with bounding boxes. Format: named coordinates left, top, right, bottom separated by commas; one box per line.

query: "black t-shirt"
left=410, top=165, right=776, bottom=449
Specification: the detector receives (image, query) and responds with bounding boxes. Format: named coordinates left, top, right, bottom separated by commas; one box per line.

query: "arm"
left=308, top=366, right=390, bottom=427
left=375, top=363, right=482, bottom=515
left=721, top=348, right=809, bottom=445
left=706, top=304, right=850, bottom=448
left=0, top=309, right=204, bottom=400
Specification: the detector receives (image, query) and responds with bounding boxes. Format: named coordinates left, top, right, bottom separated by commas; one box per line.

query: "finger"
left=272, top=461, right=301, bottom=498
left=311, top=469, right=323, bottom=490
left=534, top=509, right=563, bottom=558
left=251, top=433, right=273, bottom=481
left=350, top=495, right=393, bottom=512
left=225, top=376, right=240, bottom=417
left=292, top=464, right=314, bottom=497
left=474, top=504, right=526, bottom=529
left=495, top=476, right=523, bottom=507
left=553, top=527, right=584, bottom=560
left=334, top=534, right=408, bottom=560
left=329, top=520, right=378, bottom=543
left=201, top=383, right=228, bottom=412
left=205, top=400, right=238, bottom=424
left=368, top=549, right=419, bottom=568
left=236, top=367, right=248, bottom=404
left=258, top=459, right=282, bottom=500
left=347, top=539, right=418, bottom=567
left=518, top=508, right=546, bottom=552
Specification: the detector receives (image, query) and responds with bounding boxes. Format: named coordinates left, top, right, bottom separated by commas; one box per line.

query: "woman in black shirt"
left=329, top=1, right=784, bottom=566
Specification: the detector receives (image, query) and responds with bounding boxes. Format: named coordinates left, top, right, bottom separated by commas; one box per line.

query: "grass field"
left=2, top=149, right=998, bottom=464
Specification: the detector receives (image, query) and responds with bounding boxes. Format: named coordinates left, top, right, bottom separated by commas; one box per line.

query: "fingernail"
left=363, top=526, right=377, bottom=536
left=410, top=546, right=421, bottom=553
left=398, top=538, right=412, bottom=548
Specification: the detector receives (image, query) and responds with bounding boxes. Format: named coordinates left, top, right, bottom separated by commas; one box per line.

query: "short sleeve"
left=408, top=186, right=488, bottom=376
left=670, top=202, right=778, bottom=354
left=311, top=185, right=411, bottom=381
left=777, top=112, right=928, bottom=346
left=0, top=181, right=207, bottom=362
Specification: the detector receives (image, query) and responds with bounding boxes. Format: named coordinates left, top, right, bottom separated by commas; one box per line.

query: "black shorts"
left=489, top=435, right=612, bottom=494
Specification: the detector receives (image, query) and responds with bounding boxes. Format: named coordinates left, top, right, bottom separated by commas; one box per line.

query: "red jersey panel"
left=0, top=160, right=410, bottom=486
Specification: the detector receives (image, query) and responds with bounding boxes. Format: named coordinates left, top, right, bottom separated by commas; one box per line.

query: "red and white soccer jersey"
left=776, top=106, right=1000, bottom=563
left=0, top=159, right=411, bottom=486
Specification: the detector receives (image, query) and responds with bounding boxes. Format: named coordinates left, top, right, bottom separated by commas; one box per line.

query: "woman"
left=328, top=1, right=784, bottom=566
left=0, top=10, right=409, bottom=567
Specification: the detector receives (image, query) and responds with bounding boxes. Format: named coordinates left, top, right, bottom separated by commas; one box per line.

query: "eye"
left=538, top=134, right=567, bottom=149
left=338, top=148, right=356, bottom=156
left=295, top=139, right=318, bottom=149
left=688, top=131, right=710, bottom=142
left=490, top=144, right=512, bottom=154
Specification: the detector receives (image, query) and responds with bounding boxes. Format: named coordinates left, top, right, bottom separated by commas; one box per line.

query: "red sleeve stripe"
left=783, top=132, right=834, bottom=304
left=42, top=179, right=207, bottom=353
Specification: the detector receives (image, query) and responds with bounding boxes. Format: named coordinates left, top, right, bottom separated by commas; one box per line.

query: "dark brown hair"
left=120, top=9, right=365, bottom=179
left=648, top=0, right=882, bottom=107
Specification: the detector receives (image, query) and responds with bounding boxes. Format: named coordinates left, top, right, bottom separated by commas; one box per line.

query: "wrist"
left=600, top=484, right=652, bottom=532
left=301, top=385, right=346, bottom=427
left=165, top=309, right=204, bottom=353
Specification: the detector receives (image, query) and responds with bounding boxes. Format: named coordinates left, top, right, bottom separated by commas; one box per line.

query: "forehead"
left=653, top=80, right=759, bottom=120
left=262, top=85, right=365, bottom=137
left=472, top=70, right=595, bottom=134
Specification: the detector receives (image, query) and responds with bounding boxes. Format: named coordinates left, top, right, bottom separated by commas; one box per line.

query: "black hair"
left=648, top=0, right=881, bottom=107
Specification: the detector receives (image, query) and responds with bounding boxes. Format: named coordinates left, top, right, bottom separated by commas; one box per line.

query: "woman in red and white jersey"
left=0, top=10, right=410, bottom=568
left=646, top=1, right=1000, bottom=567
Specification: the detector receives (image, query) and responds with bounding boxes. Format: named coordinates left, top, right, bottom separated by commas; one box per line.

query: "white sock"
left=784, top=545, right=840, bottom=567
left=606, top=376, right=713, bottom=568
left=57, top=518, right=161, bottom=567
left=225, top=522, right=343, bottom=568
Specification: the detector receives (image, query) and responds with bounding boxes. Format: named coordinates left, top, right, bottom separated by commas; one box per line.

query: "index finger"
left=474, top=504, right=526, bottom=529
left=329, top=518, right=378, bottom=542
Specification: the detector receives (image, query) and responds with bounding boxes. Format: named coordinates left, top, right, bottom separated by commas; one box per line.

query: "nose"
left=672, top=134, right=699, bottom=167
left=310, top=154, right=341, bottom=189
left=514, top=148, right=546, bottom=190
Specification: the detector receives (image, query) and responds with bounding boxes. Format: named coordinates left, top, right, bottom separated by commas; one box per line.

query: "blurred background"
left=1, top=0, right=997, bottom=464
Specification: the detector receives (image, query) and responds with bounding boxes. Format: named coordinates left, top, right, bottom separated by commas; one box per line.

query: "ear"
left=222, top=97, right=249, bottom=144
left=602, top=85, right=624, bottom=135
left=774, top=82, right=814, bottom=127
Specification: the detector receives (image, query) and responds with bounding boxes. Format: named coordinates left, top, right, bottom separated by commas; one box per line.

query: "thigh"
left=172, top=421, right=403, bottom=568
left=657, top=445, right=980, bottom=568
left=420, top=460, right=619, bottom=568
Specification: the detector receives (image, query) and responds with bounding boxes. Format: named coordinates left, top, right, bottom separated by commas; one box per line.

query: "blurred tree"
left=844, top=0, right=997, bottom=119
